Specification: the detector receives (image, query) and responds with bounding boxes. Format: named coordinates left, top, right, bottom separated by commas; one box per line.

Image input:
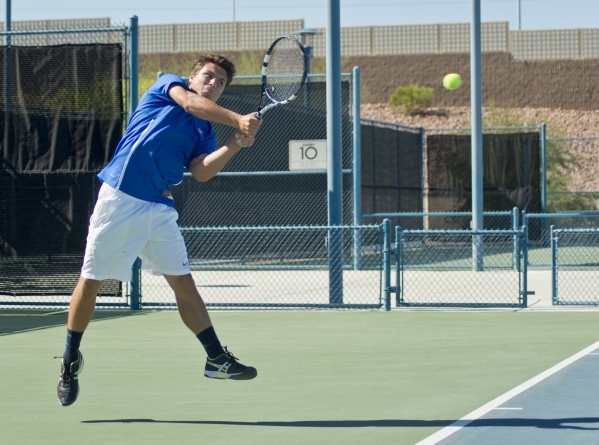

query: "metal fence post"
left=395, top=225, right=401, bottom=307
left=129, top=15, right=139, bottom=116
left=550, top=225, right=557, bottom=305
left=521, top=209, right=528, bottom=267
left=420, top=126, right=426, bottom=228
left=130, top=257, right=141, bottom=310
left=382, top=219, right=391, bottom=311
left=512, top=206, right=520, bottom=271
left=521, top=225, right=528, bottom=308
left=540, top=123, right=547, bottom=213
left=352, top=66, right=362, bottom=270
left=128, top=15, right=141, bottom=309
left=326, top=1, right=344, bottom=306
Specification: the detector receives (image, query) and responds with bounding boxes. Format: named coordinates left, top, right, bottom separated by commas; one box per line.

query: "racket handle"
left=254, top=111, right=263, bottom=120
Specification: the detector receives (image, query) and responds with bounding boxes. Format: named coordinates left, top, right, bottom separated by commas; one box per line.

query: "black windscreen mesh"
left=173, top=80, right=354, bottom=227
left=360, top=125, right=423, bottom=229
left=0, top=44, right=123, bottom=297
left=427, top=132, right=541, bottom=229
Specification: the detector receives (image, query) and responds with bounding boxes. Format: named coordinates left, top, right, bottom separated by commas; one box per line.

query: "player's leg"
left=143, top=203, right=256, bottom=380
left=67, top=276, right=104, bottom=332
left=163, top=273, right=257, bottom=380
left=162, top=273, right=212, bottom=334
left=57, top=184, right=152, bottom=406
left=57, top=276, right=103, bottom=406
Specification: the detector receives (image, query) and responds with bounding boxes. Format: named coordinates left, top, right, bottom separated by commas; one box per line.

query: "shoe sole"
left=204, top=368, right=257, bottom=380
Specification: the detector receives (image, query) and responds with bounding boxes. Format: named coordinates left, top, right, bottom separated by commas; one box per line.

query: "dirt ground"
left=360, top=104, right=599, bottom=137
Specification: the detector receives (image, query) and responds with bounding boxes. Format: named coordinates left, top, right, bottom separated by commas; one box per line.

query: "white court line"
left=415, top=340, right=599, bottom=445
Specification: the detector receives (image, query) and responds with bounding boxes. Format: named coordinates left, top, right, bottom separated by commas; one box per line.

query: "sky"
left=4, top=0, right=598, bottom=31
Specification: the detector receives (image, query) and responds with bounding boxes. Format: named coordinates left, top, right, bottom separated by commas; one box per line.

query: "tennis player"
left=57, top=54, right=261, bottom=407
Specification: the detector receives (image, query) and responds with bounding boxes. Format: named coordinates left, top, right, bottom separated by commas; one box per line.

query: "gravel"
left=360, top=104, right=599, bottom=137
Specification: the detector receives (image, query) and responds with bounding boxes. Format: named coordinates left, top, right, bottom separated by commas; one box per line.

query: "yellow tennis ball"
left=443, top=73, right=462, bottom=90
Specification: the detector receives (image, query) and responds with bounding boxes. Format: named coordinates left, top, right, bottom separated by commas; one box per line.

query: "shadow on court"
left=81, top=418, right=599, bottom=430
left=0, top=310, right=148, bottom=336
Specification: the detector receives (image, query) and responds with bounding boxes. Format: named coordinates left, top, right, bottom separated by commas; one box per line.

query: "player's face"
left=189, top=62, right=228, bottom=102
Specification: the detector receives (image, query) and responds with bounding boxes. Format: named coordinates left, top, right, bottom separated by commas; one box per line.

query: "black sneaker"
left=57, top=351, right=84, bottom=406
left=204, top=347, right=257, bottom=380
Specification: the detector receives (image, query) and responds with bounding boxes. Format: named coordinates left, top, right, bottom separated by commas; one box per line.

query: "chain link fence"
left=0, top=22, right=132, bottom=307
left=546, top=137, right=599, bottom=213
left=552, top=228, right=599, bottom=306
left=387, top=228, right=525, bottom=308
left=524, top=212, right=599, bottom=267
left=137, top=225, right=383, bottom=309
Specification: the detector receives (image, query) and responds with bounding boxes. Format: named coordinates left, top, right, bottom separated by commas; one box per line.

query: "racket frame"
left=255, top=36, right=308, bottom=118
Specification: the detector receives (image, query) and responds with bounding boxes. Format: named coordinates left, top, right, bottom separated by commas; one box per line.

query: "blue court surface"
left=417, top=341, right=599, bottom=445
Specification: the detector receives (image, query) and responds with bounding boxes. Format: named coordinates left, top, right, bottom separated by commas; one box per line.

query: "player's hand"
left=234, top=130, right=256, bottom=148
left=238, top=113, right=261, bottom=135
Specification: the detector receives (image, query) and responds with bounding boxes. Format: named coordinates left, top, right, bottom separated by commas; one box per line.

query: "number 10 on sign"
left=288, top=139, right=327, bottom=171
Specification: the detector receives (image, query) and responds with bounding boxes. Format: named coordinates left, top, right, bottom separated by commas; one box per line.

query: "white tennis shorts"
left=81, top=183, right=190, bottom=282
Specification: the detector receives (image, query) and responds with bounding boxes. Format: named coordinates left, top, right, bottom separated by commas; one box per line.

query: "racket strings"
left=265, top=40, right=305, bottom=102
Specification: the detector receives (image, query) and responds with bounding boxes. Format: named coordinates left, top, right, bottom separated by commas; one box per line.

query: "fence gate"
left=382, top=220, right=529, bottom=309
left=551, top=227, right=599, bottom=306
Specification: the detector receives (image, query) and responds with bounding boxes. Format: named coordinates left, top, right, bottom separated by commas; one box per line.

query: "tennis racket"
left=255, top=36, right=308, bottom=119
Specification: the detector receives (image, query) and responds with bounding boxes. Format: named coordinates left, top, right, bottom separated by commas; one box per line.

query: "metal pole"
left=305, top=44, right=312, bottom=75
left=382, top=219, right=391, bottom=311
left=130, top=258, right=141, bottom=310
left=327, top=0, right=344, bottom=305
left=522, top=225, right=528, bottom=308
left=471, top=0, right=484, bottom=271
left=129, top=16, right=141, bottom=308
left=3, top=0, right=10, bottom=164
left=512, top=206, right=520, bottom=271
left=550, top=225, right=557, bottom=305
left=5, top=0, right=11, bottom=45
left=232, top=0, right=236, bottom=22
left=129, top=16, right=139, bottom=116
left=517, top=0, right=521, bottom=30
left=303, top=44, right=311, bottom=107
left=540, top=123, right=547, bottom=213
left=420, top=126, right=426, bottom=228
left=352, top=66, right=362, bottom=270
left=395, top=225, right=401, bottom=307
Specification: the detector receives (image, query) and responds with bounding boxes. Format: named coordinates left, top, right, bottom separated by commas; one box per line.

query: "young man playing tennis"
left=57, top=54, right=261, bottom=406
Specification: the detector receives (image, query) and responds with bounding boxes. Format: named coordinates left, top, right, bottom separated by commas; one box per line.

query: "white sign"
left=288, top=139, right=327, bottom=171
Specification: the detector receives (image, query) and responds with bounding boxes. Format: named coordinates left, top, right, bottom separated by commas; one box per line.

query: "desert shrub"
left=389, top=83, right=433, bottom=115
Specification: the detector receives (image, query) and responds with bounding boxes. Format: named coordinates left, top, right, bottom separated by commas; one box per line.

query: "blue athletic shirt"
left=98, top=74, right=217, bottom=206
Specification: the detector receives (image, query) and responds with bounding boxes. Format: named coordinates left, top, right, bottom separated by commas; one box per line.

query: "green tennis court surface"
left=1, top=310, right=599, bottom=445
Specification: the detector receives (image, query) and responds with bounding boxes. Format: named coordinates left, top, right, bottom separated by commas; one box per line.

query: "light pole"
left=293, top=28, right=319, bottom=75
left=293, top=28, right=320, bottom=107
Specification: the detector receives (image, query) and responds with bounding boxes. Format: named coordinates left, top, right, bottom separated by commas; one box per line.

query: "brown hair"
left=190, top=53, right=236, bottom=87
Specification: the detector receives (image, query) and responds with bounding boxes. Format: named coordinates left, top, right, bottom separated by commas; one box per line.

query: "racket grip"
left=253, top=111, right=263, bottom=120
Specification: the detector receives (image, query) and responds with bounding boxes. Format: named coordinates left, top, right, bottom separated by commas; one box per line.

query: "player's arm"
left=168, top=85, right=260, bottom=134
left=188, top=131, right=256, bottom=182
